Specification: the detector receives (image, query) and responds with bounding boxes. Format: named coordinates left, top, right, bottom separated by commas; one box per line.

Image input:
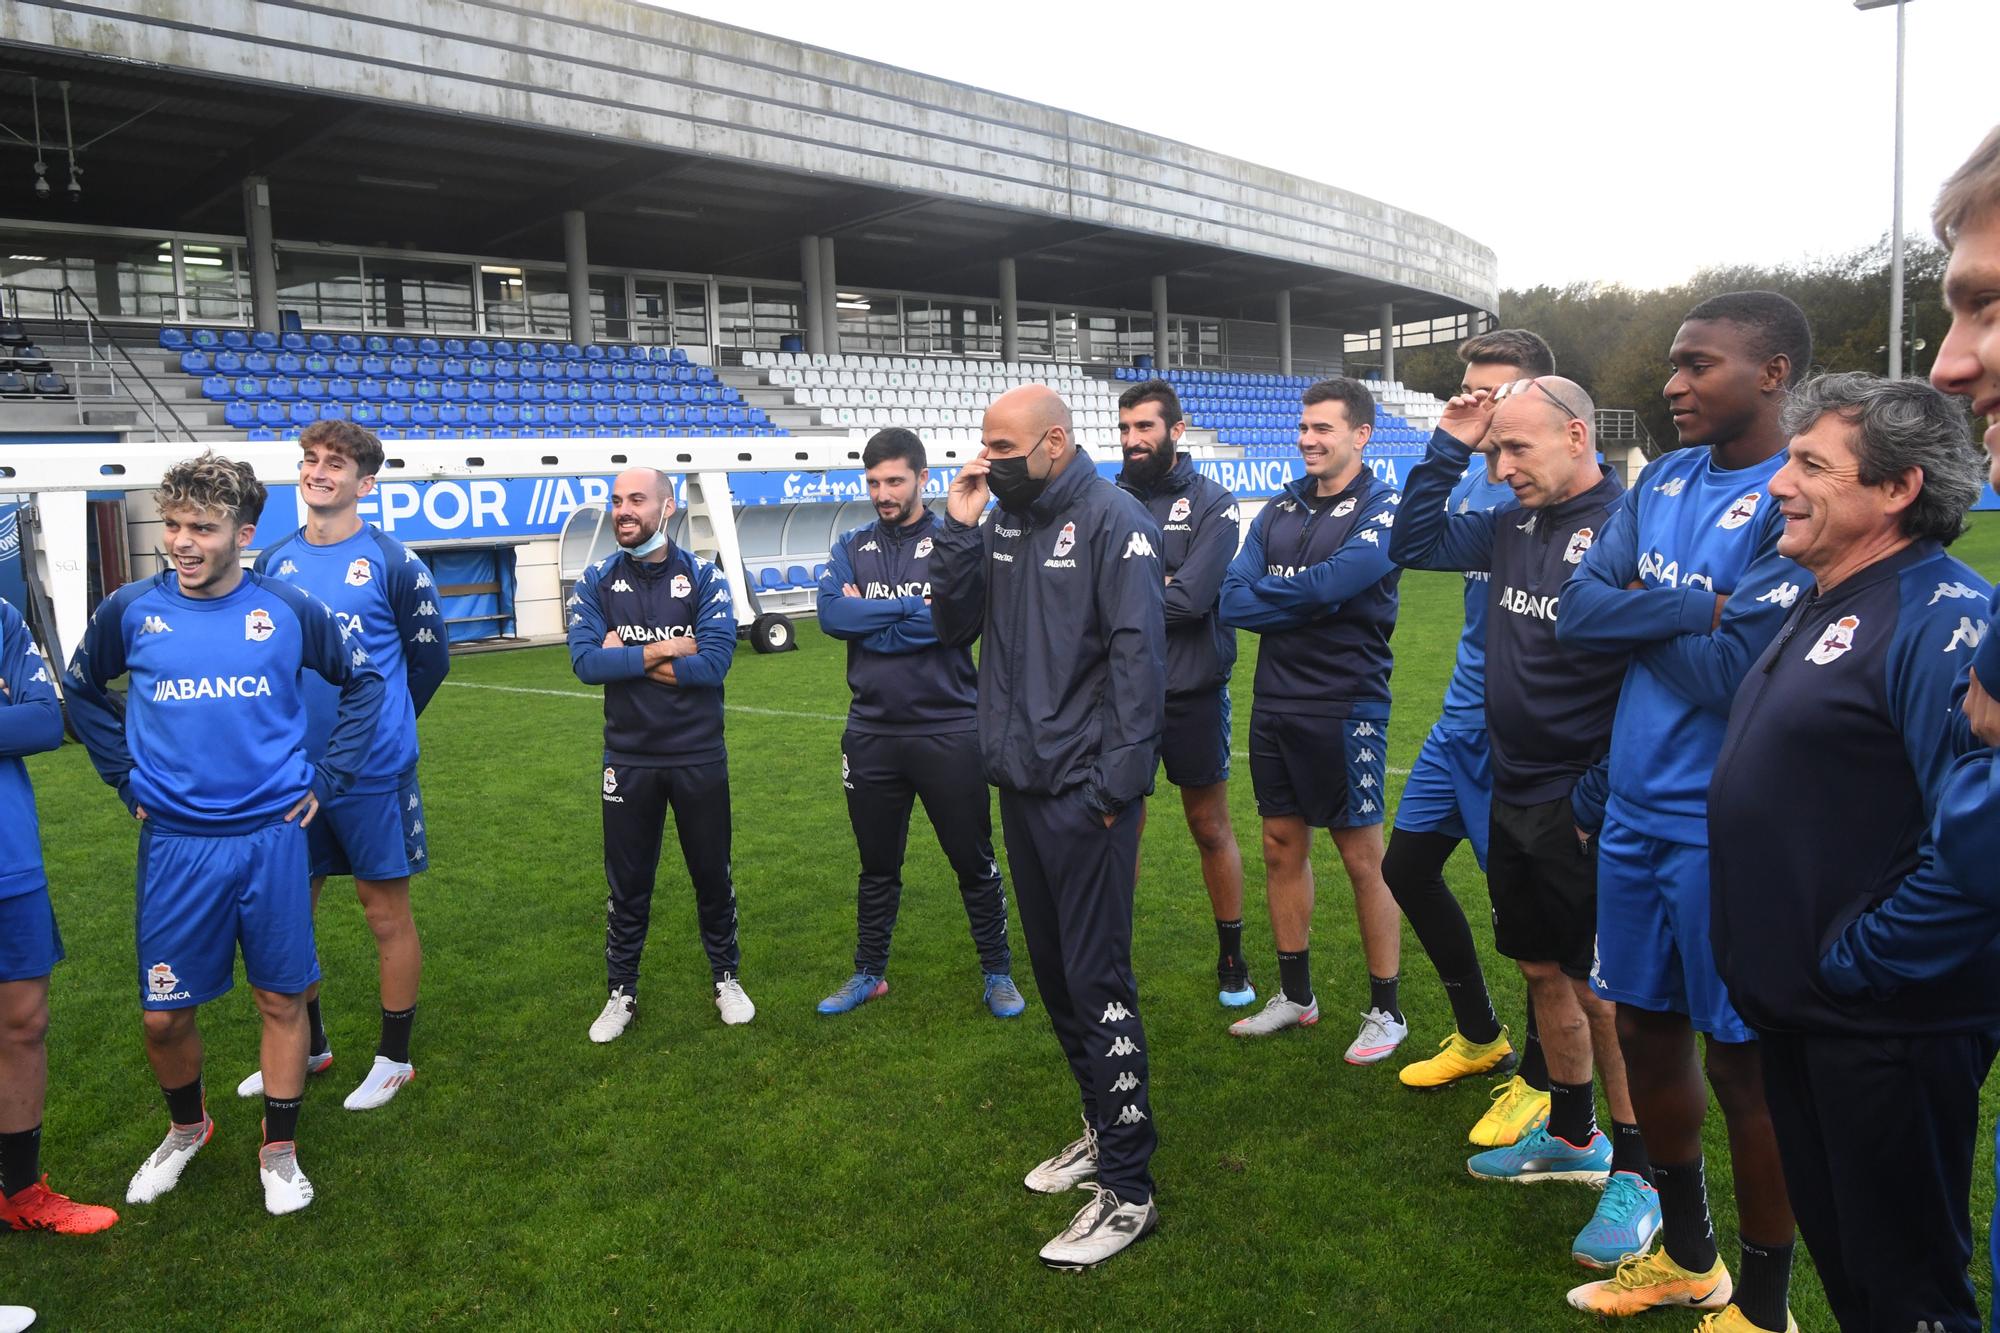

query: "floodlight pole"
left=1857, top=0, right=1910, bottom=378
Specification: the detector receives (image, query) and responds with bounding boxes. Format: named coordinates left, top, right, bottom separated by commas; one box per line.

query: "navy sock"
left=378, top=1005, right=415, bottom=1064
left=162, top=1076, right=205, bottom=1128
left=0, top=1125, right=40, bottom=1198
left=1610, top=1120, right=1651, bottom=1182
left=1368, top=973, right=1402, bottom=1024
left=306, top=996, right=328, bottom=1058
left=1276, top=950, right=1313, bottom=1007
left=1548, top=1078, right=1597, bottom=1147
left=1216, top=919, right=1246, bottom=974
left=1519, top=996, right=1550, bottom=1092
left=1734, top=1239, right=1795, bottom=1331
left=263, top=1094, right=303, bottom=1145
left=1651, top=1158, right=1720, bottom=1273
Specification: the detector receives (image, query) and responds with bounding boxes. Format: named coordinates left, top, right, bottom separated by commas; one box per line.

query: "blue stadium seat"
left=416, top=356, right=442, bottom=379
left=466, top=404, right=494, bottom=428
left=519, top=360, right=544, bottom=382
left=442, top=339, right=465, bottom=356
left=360, top=354, right=387, bottom=377
left=362, top=335, right=388, bottom=355
left=280, top=332, right=307, bottom=353
left=245, top=427, right=278, bottom=441
left=221, top=330, right=251, bottom=351
left=233, top=375, right=268, bottom=401
left=191, top=328, right=221, bottom=350
left=538, top=343, right=560, bottom=360
left=519, top=404, right=544, bottom=427
left=493, top=381, right=519, bottom=403
left=418, top=337, right=441, bottom=356
left=377, top=426, right=403, bottom=441
left=669, top=347, right=690, bottom=365
left=758, top=568, right=785, bottom=593
left=467, top=381, right=493, bottom=403
left=243, top=351, right=274, bottom=375
left=224, top=400, right=256, bottom=429
left=385, top=378, right=413, bottom=403
left=442, top=357, right=467, bottom=379
left=491, top=340, right=515, bottom=358
left=290, top=401, right=319, bottom=427
left=493, top=403, right=520, bottom=428
left=159, top=328, right=190, bottom=351
left=180, top=350, right=212, bottom=376
left=214, top=350, right=245, bottom=375
left=327, top=376, right=358, bottom=402
left=562, top=343, right=583, bottom=361
left=468, top=357, right=493, bottom=381
left=358, top=379, right=385, bottom=402
left=441, top=381, right=468, bottom=403
left=336, top=335, right=362, bottom=354
left=392, top=336, right=415, bottom=355
left=318, top=402, right=350, bottom=422
left=438, top=403, right=467, bottom=427
left=266, top=375, right=298, bottom=401
left=251, top=331, right=279, bottom=352
left=467, top=339, right=490, bottom=358
left=383, top=402, right=413, bottom=427
left=411, top=403, right=440, bottom=428
left=308, top=333, right=335, bottom=353
left=352, top=402, right=381, bottom=428
left=274, top=352, right=303, bottom=375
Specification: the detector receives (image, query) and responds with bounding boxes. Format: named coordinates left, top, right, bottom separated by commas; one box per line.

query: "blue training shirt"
left=1556, top=445, right=1806, bottom=843
left=1437, top=460, right=1518, bottom=733
left=254, top=523, right=449, bottom=790
left=0, top=597, right=62, bottom=901
left=64, top=570, right=386, bottom=835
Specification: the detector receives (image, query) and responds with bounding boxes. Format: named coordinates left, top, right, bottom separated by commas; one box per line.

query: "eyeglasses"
left=1522, top=378, right=1581, bottom=424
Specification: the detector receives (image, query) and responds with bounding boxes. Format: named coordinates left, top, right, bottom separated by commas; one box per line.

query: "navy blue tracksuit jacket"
left=1118, top=453, right=1239, bottom=699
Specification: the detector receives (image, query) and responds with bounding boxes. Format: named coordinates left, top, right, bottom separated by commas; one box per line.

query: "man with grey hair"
left=1708, top=372, right=1994, bottom=1333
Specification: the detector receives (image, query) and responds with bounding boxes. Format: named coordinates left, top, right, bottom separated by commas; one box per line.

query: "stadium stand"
left=1113, top=366, right=1447, bottom=458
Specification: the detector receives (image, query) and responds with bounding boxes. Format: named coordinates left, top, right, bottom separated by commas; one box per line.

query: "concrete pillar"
left=1276, top=289, right=1293, bottom=377
left=798, top=235, right=823, bottom=354
left=998, top=257, right=1019, bottom=363
left=562, top=209, right=592, bottom=345
left=241, top=175, right=279, bottom=332
left=818, top=236, right=839, bottom=355
left=1151, top=275, right=1169, bottom=368
left=1379, top=301, right=1396, bottom=383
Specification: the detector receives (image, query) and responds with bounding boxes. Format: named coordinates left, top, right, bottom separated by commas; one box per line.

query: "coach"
left=1709, top=374, right=1994, bottom=1333
left=930, top=383, right=1166, bottom=1272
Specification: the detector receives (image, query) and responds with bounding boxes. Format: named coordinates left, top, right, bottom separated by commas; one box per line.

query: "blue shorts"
left=1590, top=811, right=1754, bottom=1044
left=0, top=886, right=63, bottom=983
left=307, top=774, right=429, bottom=881
left=1391, top=723, right=1492, bottom=870
left=135, top=821, right=318, bottom=1010
left=1249, top=712, right=1388, bottom=829
left=1160, top=686, right=1231, bottom=788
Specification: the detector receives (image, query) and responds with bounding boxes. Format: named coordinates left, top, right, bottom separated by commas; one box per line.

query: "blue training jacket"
left=1556, top=445, right=1806, bottom=843
left=566, top=542, right=736, bottom=768
left=1433, top=459, right=1517, bottom=734
left=1117, top=453, right=1240, bottom=699
left=255, top=523, right=449, bottom=789
left=1711, top=542, right=1999, bottom=1034
left=0, top=597, right=62, bottom=902
left=817, top=509, right=977, bottom=736
left=1218, top=468, right=1401, bottom=720
left=64, top=570, right=386, bottom=835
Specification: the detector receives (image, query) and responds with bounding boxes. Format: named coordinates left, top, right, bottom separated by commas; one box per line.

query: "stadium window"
left=1050, top=310, right=1081, bottom=363
left=179, top=243, right=245, bottom=325
left=479, top=267, right=531, bottom=336
left=277, top=249, right=364, bottom=329
left=0, top=228, right=177, bottom=322
left=672, top=281, right=709, bottom=347
left=591, top=275, right=629, bottom=342
left=837, top=291, right=901, bottom=354
left=523, top=269, right=574, bottom=339
left=633, top=278, right=672, bottom=343
left=753, top=289, right=802, bottom=351
left=1013, top=306, right=1054, bottom=359
left=367, top=257, right=475, bottom=333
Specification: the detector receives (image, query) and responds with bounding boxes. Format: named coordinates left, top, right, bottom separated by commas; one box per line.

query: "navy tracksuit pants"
left=998, top=786, right=1154, bottom=1203
left=842, top=729, right=1011, bottom=977
left=601, top=759, right=741, bottom=991
left=1758, top=1028, right=1999, bottom=1333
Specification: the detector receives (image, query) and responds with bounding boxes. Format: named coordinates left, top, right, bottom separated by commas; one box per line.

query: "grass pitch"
left=14, top=516, right=2000, bottom=1330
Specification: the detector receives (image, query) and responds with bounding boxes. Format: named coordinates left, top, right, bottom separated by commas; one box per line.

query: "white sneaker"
left=0, top=1305, right=36, bottom=1333
left=126, top=1116, right=214, bottom=1204
left=236, top=1046, right=334, bottom=1098
left=1038, top=1182, right=1158, bottom=1270
left=1344, top=1007, right=1410, bottom=1065
left=342, top=1055, right=415, bottom=1111
left=714, top=975, right=755, bottom=1026
left=258, top=1142, right=314, bottom=1216
left=1228, top=994, right=1320, bottom=1037
left=1024, top=1116, right=1098, bottom=1194
left=588, top=988, right=636, bottom=1044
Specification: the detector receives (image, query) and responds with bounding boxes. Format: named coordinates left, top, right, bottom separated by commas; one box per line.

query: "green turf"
left=15, top=515, right=2000, bottom=1329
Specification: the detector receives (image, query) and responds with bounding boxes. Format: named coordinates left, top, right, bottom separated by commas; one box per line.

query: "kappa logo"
left=417, top=601, right=439, bottom=617
left=602, top=766, right=619, bottom=797
left=858, top=541, right=880, bottom=553
left=1106, top=1036, right=1140, bottom=1057
left=28, top=666, right=47, bottom=684
left=1388, top=492, right=1403, bottom=506
left=1359, top=529, right=1380, bottom=545
left=146, top=962, right=187, bottom=1001
left=1930, top=581, right=1984, bottom=607
left=139, top=614, right=173, bottom=635
left=1371, top=511, right=1396, bottom=528
left=414, top=571, right=433, bottom=590
left=841, top=752, right=853, bottom=791
left=1517, top=512, right=1539, bottom=534
left=1114, top=1105, right=1148, bottom=1126
left=345, top=558, right=373, bottom=587
left=1355, top=747, right=1378, bottom=765
left=1333, top=498, right=1357, bottom=518
left=277, top=559, right=300, bottom=576
left=1456, top=496, right=1471, bottom=515
left=1757, top=582, right=1803, bottom=609
left=1718, top=492, right=1762, bottom=530
left=710, top=589, right=729, bottom=605
left=410, top=819, right=424, bottom=837
left=566, top=594, right=581, bottom=609
left=412, top=628, right=439, bottom=644
left=915, top=536, right=933, bottom=559
left=1357, top=773, right=1377, bottom=790
left=1122, top=531, right=1155, bottom=560
left=569, top=613, right=584, bottom=628
left=350, top=646, right=369, bottom=669
left=1353, top=723, right=1378, bottom=738
left=1054, top=522, right=1078, bottom=559
left=1806, top=614, right=1861, bottom=666
left=1564, top=527, right=1595, bottom=564
left=412, top=845, right=426, bottom=861
left=1945, top=616, right=1986, bottom=654
left=1358, top=798, right=1378, bottom=814
left=671, top=574, right=693, bottom=599
left=1110, top=1070, right=1141, bottom=1092
left=1654, top=477, right=1687, bottom=497
left=1168, top=496, right=1192, bottom=524
left=408, top=794, right=421, bottom=811
left=244, top=608, right=276, bottom=642
left=610, top=579, right=634, bottom=593
left=1099, top=1001, right=1134, bottom=1023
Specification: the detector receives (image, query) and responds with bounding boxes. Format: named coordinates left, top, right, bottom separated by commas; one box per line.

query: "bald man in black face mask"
left=930, top=384, right=1167, bottom=1272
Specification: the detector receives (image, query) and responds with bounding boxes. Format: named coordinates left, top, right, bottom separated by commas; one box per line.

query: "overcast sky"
left=657, top=0, right=1998, bottom=293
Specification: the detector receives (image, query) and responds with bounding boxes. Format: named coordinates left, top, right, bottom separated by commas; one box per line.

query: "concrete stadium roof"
left=0, top=0, right=1498, bottom=328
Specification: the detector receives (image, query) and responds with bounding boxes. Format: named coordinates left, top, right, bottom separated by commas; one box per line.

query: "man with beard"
left=567, top=467, right=752, bottom=1040
left=814, top=428, right=1024, bottom=1018
left=1115, top=380, right=1253, bottom=1006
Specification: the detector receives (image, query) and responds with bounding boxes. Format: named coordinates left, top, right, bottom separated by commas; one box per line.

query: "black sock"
left=307, top=996, right=328, bottom=1057
left=1215, top=919, right=1245, bottom=973
left=1609, top=1119, right=1651, bottom=1183
left=1651, top=1158, right=1720, bottom=1273
left=1368, top=973, right=1402, bottom=1023
left=378, top=1005, right=415, bottom=1063
left=1548, top=1078, right=1597, bottom=1147
left=163, top=1076, right=205, bottom=1128
left=1440, top=970, right=1503, bottom=1045
left=1519, top=995, right=1550, bottom=1091
left=263, top=1094, right=303, bottom=1145
left=1734, top=1239, right=1795, bottom=1331
left=1276, top=949, right=1313, bottom=1007
left=0, top=1125, right=41, bottom=1198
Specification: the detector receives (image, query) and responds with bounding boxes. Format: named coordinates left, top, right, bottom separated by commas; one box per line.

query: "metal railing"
left=1593, top=408, right=1657, bottom=459
left=38, top=285, right=197, bottom=441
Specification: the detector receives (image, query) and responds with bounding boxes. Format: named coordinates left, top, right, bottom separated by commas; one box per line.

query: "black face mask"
left=986, top=431, right=1053, bottom=511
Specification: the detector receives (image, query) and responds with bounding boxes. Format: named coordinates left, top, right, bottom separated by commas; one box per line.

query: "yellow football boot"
left=1467, top=1074, right=1550, bottom=1147
left=1566, top=1249, right=1733, bottom=1316
left=1397, top=1027, right=1515, bottom=1089
left=1695, top=1306, right=1798, bottom=1333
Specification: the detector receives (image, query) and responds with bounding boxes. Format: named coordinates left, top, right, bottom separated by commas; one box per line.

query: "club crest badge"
left=1718, top=492, right=1761, bottom=530
left=1333, top=498, right=1357, bottom=517
left=1054, top=522, right=1077, bottom=558
left=244, top=608, right=276, bottom=642
left=1806, top=614, right=1860, bottom=666
left=344, top=558, right=373, bottom=587
left=1564, top=528, right=1595, bottom=564
left=671, top=574, right=692, bottom=599
left=602, top=766, right=619, bottom=797
left=147, top=963, right=179, bottom=999
left=1168, top=497, right=1191, bottom=524
left=915, top=537, right=933, bottom=559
